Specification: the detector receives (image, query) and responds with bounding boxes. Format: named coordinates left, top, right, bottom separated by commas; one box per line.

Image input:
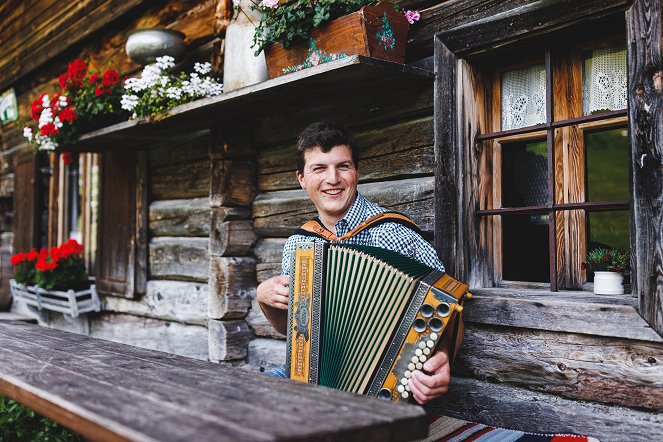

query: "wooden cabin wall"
left=0, top=0, right=225, bottom=360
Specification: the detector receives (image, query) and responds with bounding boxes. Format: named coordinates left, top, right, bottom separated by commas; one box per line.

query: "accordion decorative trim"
left=10, top=279, right=101, bottom=318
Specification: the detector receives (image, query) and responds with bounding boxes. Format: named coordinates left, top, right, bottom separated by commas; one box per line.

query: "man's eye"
left=312, top=168, right=324, bottom=173
left=338, top=165, right=350, bottom=171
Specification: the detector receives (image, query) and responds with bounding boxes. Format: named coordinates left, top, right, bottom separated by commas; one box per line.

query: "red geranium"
left=89, top=72, right=99, bottom=84
left=30, top=93, right=48, bottom=121
left=102, top=69, right=120, bottom=86
left=58, top=106, right=77, bottom=123
left=40, top=123, right=58, bottom=137
left=11, top=248, right=39, bottom=285
left=62, top=152, right=74, bottom=165
left=95, top=84, right=111, bottom=96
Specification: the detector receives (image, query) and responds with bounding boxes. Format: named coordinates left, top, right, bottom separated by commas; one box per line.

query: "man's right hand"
left=256, top=275, right=290, bottom=335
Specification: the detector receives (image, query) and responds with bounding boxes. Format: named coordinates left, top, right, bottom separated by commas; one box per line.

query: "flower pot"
left=593, top=271, right=624, bottom=295
left=126, top=29, right=186, bottom=66
left=264, top=2, right=409, bottom=78
left=223, top=0, right=269, bottom=92
left=10, top=279, right=100, bottom=318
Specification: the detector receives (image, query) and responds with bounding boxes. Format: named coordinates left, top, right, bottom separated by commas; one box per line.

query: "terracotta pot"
left=593, top=271, right=624, bottom=295
left=264, top=2, right=409, bottom=79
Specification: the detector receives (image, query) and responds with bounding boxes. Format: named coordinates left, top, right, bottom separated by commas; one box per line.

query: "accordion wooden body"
left=286, top=242, right=470, bottom=402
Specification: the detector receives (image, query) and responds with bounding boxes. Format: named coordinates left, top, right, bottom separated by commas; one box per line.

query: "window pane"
left=501, top=64, right=546, bottom=130
left=502, top=214, right=550, bottom=282
left=501, top=140, right=548, bottom=207
left=585, top=128, right=629, bottom=201
left=588, top=210, right=630, bottom=251
left=582, top=44, right=627, bottom=115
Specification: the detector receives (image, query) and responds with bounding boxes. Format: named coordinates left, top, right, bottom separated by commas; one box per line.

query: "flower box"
left=10, top=279, right=101, bottom=318
left=264, top=2, right=409, bottom=79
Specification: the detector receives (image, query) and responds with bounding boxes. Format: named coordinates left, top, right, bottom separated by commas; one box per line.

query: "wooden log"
left=208, top=257, right=255, bottom=320
left=151, top=158, right=210, bottom=200
left=257, top=117, right=435, bottom=191
left=149, top=237, right=208, bottom=282
left=247, top=338, right=286, bottom=372
left=103, top=280, right=208, bottom=326
left=246, top=299, right=285, bottom=339
left=254, top=238, right=287, bottom=283
left=89, top=313, right=209, bottom=360
left=146, top=130, right=211, bottom=168
left=210, top=159, right=256, bottom=207
left=209, top=217, right=256, bottom=257
left=150, top=197, right=211, bottom=237
left=253, top=176, right=435, bottom=237
left=627, top=0, right=663, bottom=337
left=456, top=322, right=663, bottom=411
left=427, top=376, right=663, bottom=442
left=208, top=319, right=253, bottom=362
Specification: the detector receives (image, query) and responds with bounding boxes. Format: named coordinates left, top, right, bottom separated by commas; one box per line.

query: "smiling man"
left=257, top=120, right=456, bottom=404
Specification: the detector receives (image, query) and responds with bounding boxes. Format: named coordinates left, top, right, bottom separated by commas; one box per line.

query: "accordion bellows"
left=286, top=242, right=470, bottom=402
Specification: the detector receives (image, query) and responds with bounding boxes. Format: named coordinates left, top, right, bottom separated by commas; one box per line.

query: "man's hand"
left=408, top=349, right=451, bottom=405
left=256, top=275, right=290, bottom=335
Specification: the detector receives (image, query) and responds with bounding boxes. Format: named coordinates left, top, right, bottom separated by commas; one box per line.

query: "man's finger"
left=413, top=369, right=449, bottom=390
left=423, top=350, right=448, bottom=372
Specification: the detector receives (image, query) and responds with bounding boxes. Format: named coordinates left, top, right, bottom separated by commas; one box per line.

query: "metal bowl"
left=125, top=29, right=186, bottom=66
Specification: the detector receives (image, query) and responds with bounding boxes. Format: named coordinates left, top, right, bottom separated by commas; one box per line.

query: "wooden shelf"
left=71, top=55, right=434, bottom=152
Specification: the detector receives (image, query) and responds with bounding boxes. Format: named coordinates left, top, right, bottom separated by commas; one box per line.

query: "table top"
left=0, top=321, right=427, bottom=442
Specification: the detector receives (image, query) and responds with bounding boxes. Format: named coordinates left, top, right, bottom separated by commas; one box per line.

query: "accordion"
left=286, top=242, right=470, bottom=402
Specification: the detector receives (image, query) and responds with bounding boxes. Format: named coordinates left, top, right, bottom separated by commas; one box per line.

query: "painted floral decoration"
left=11, top=239, right=89, bottom=291
left=23, top=59, right=125, bottom=153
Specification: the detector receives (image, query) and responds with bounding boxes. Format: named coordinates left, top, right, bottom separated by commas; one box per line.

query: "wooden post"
left=626, top=0, right=663, bottom=336
left=208, top=128, right=257, bottom=362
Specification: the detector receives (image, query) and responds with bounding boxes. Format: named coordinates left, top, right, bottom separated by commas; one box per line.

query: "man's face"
left=296, top=145, right=358, bottom=225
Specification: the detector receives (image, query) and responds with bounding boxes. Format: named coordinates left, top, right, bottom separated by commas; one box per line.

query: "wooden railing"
left=0, top=321, right=427, bottom=442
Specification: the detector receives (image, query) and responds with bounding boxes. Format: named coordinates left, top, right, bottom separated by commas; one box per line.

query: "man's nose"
left=325, top=167, right=341, bottom=183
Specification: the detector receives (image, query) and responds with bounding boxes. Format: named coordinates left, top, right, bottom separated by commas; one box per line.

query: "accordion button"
left=418, top=341, right=426, bottom=349
left=423, top=347, right=431, bottom=355
left=431, top=332, right=439, bottom=341
left=415, top=349, right=423, bottom=357
left=420, top=355, right=427, bottom=363
left=408, top=363, right=416, bottom=371
left=426, top=340, right=435, bottom=348
left=400, top=378, right=408, bottom=385
left=411, top=356, right=419, bottom=364
left=404, top=370, right=412, bottom=378
left=401, top=391, right=409, bottom=399
left=405, top=384, right=411, bottom=391
left=416, top=362, right=423, bottom=370
left=397, top=385, right=405, bottom=393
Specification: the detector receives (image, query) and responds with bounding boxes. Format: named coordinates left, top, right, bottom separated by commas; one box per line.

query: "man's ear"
left=296, top=170, right=306, bottom=190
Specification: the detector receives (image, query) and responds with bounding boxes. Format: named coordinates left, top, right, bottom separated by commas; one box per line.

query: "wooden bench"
left=0, top=321, right=427, bottom=442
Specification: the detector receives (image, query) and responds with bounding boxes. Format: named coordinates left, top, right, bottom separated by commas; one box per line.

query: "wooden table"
left=0, top=321, right=427, bottom=441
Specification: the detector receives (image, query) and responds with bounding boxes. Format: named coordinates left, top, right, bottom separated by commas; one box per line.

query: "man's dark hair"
left=296, top=121, right=358, bottom=174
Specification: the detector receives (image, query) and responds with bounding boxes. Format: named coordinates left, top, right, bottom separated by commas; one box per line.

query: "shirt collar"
left=334, top=192, right=367, bottom=231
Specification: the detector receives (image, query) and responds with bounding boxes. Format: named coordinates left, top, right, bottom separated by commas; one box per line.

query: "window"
left=476, top=41, right=629, bottom=291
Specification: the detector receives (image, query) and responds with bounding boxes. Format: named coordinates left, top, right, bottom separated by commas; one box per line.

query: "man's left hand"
left=408, top=349, right=451, bottom=405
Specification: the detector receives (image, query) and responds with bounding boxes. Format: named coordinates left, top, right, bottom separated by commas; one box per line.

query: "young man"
left=257, top=121, right=455, bottom=405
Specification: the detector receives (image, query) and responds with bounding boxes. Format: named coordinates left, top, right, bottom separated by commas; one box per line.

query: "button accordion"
left=286, top=242, right=470, bottom=402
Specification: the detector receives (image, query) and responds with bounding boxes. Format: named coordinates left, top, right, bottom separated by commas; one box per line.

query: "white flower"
left=23, top=126, right=33, bottom=142
left=120, top=94, right=139, bottom=111
left=155, top=55, right=175, bottom=70
left=38, top=136, right=57, bottom=151
left=54, top=116, right=63, bottom=129
left=41, top=94, right=51, bottom=108
left=58, top=95, right=68, bottom=108
left=194, top=62, right=212, bottom=75
left=261, top=0, right=279, bottom=9
left=38, top=108, right=54, bottom=128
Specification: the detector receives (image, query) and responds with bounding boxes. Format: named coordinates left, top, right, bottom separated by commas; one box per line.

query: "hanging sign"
left=0, top=88, right=18, bottom=124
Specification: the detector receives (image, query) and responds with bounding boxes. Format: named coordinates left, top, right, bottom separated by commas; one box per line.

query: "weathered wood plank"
left=253, top=176, right=435, bottom=237
left=150, top=198, right=211, bottom=237
left=209, top=159, right=256, bottom=207
left=257, top=117, right=435, bottom=191
left=627, top=0, right=663, bottom=337
left=247, top=338, right=286, bottom=372
left=151, top=158, right=210, bottom=200
left=208, top=257, right=255, bottom=320
left=254, top=238, right=287, bottom=283
left=146, top=130, right=211, bottom=168
left=149, top=237, right=209, bottom=282
left=208, top=319, right=253, bottom=362
left=428, top=376, right=663, bottom=442
left=466, top=288, right=663, bottom=343
left=456, top=323, right=663, bottom=410
left=103, top=280, right=209, bottom=326
left=412, top=0, right=631, bottom=57
left=0, top=321, right=427, bottom=442
left=90, top=313, right=209, bottom=360
left=209, top=217, right=256, bottom=256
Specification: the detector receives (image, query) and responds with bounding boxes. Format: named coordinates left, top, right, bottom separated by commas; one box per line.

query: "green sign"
left=0, top=88, right=18, bottom=124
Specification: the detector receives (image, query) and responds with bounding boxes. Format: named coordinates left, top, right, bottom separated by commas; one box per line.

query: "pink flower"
left=403, top=10, right=420, bottom=24
left=309, top=52, right=320, bottom=66
left=233, top=0, right=240, bottom=6
left=261, top=0, right=279, bottom=8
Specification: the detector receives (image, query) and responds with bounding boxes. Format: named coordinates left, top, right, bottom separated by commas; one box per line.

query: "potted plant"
left=582, top=247, right=630, bottom=295
left=10, top=239, right=100, bottom=318
left=239, top=0, right=420, bottom=78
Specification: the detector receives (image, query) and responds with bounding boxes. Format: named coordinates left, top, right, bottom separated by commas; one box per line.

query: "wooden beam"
left=626, top=0, right=663, bottom=337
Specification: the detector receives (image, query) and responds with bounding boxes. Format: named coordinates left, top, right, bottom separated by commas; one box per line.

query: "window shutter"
left=13, top=151, right=38, bottom=253
left=96, top=150, right=147, bottom=298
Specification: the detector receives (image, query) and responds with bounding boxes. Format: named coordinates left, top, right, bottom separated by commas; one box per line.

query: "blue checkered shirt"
left=281, top=193, right=445, bottom=275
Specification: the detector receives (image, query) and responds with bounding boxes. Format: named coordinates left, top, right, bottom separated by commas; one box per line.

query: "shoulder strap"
left=294, top=212, right=422, bottom=242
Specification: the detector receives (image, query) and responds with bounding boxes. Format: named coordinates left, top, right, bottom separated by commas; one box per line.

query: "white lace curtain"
left=583, top=45, right=627, bottom=115
left=501, top=65, right=546, bottom=131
